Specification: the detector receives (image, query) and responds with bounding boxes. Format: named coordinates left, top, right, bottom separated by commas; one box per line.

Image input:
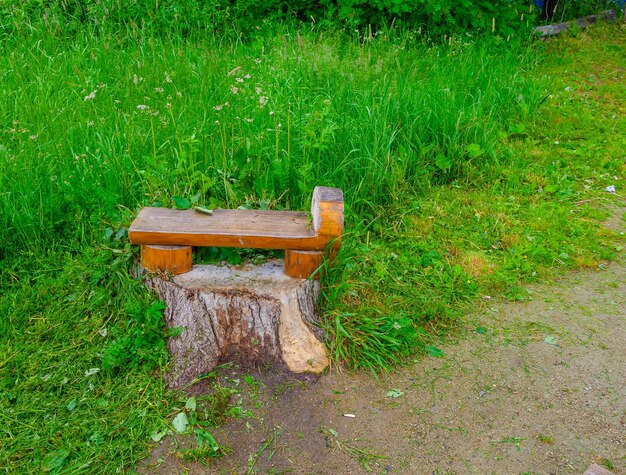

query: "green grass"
left=0, top=249, right=173, bottom=473
left=1, top=18, right=625, bottom=473
left=0, top=26, right=545, bottom=252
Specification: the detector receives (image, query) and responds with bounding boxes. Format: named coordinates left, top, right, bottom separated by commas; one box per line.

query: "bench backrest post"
left=311, top=186, right=344, bottom=249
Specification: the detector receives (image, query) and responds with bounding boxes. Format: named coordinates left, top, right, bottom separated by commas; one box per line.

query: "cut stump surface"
left=146, top=260, right=328, bottom=388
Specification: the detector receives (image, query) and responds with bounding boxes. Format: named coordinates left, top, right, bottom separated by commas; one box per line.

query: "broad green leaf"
left=465, top=143, right=485, bottom=158
left=386, top=388, right=404, bottom=398
left=172, top=412, right=189, bottom=433
left=103, top=227, right=114, bottom=240
left=66, top=399, right=77, bottom=411
left=475, top=327, right=487, bottom=334
left=435, top=154, right=451, bottom=171
left=151, top=430, right=168, bottom=442
left=195, top=428, right=219, bottom=450
left=225, top=249, right=242, bottom=265
left=173, top=196, right=191, bottom=210
left=114, top=227, right=127, bottom=240
left=508, top=123, right=526, bottom=134
left=185, top=396, right=197, bottom=412
left=425, top=345, right=445, bottom=357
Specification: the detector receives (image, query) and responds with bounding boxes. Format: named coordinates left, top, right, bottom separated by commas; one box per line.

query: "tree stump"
left=146, top=260, right=329, bottom=389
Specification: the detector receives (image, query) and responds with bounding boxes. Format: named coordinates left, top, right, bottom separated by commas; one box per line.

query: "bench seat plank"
left=129, top=207, right=328, bottom=250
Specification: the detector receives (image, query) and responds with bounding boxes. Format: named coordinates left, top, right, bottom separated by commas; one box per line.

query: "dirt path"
left=141, top=217, right=625, bottom=475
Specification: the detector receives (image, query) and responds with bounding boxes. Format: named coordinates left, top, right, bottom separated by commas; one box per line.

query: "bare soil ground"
left=140, top=213, right=625, bottom=475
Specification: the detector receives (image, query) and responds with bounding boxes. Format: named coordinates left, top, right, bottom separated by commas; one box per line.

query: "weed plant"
left=1, top=15, right=625, bottom=473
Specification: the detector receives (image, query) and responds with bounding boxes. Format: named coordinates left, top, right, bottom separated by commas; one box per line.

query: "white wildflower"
left=259, top=96, right=268, bottom=106
left=255, top=86, right=262, bottom=95
left=244, top=74, right=251, bottom=79
left=230, top=86, right=238, bottom=94
left=136, top=104, right=150, bottom=110
left=235, top=77, right=244, bottom=83
left=176, top=91, right=183, bottom=97
left=154, top=87, right=164, bottom=93
left=84, top=90, right=97, bottom=101
left=165, top=72, right=172, bottom=83
left=605, top=185, right=616, bottom=193
left=244, top=118, right=253, bottom=123
left=214, top=104, right=223, bottom=111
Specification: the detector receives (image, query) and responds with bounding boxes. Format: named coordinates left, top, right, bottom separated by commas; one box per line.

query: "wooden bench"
left=128, top=186, right=343, bottom=279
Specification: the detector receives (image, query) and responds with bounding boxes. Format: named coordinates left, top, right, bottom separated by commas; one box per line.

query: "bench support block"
left=141, top=244, right=192, bottom=275
left=284, top=250, right=324, bottom=279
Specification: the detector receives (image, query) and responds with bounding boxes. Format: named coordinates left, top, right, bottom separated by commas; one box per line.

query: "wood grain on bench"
left=129, top=208, right=321, bottom=249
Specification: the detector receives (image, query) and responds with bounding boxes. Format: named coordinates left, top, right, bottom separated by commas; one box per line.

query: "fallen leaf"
left=425, top=345, right=445, bottom=357
left=544, top=336, right=557, bottom=345
left=150, top=430, right=168, bottom=442
left=172, top=412, right=189, bottom=433
left=185, top=396, right=196, bottom=412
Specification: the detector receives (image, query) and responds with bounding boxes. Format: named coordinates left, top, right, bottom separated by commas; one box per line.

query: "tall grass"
left=0, top=27, right=545, bottom=258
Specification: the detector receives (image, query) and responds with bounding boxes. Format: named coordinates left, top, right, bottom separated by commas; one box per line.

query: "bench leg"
left=284, top=250, right=324, bottom=279
left=141, top=245, right=193, bottom=275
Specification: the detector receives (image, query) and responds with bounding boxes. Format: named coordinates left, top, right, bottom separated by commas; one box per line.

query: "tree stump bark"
left=146, top=260, right=329, bottom=389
